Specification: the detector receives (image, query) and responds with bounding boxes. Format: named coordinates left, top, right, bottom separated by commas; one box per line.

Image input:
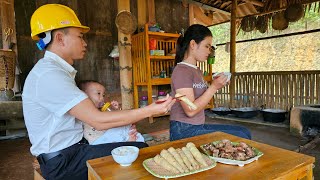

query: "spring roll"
left=175, top=93, right=197, bottom=110
left=177, top=148, right=194, bottom=171
left=160, top=149, right=185, bottom=173
left=186, top=142, right=208, bottom=167
left=154, top=154, right=180, bottom=174
left=182, top=147, right=200, bottom=170
left=168, top=147, right=189, bottom=173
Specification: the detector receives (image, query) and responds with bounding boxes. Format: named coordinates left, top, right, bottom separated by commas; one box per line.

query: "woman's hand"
left=211, top=73, right=229, bottom=90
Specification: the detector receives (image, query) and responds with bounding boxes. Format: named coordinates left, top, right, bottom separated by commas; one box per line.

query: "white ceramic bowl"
left=212, top=72, right=232, bottom=82
left=111, top=146, right=139, bottom=166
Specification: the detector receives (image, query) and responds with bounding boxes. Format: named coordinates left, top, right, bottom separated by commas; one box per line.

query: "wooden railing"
left=214, top=71, right=320, bottom=111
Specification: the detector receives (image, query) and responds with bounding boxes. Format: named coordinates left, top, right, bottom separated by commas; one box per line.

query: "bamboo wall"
left=215, top=71, right=320, bottom=110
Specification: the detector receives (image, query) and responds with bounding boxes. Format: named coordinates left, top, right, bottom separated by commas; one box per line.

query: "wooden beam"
left=229, top=0, right=237, bottom=107
left=137, top=0, right=147, bottom=30
left=193, top=5, right=213, bottom=26
left=188, top=3, right=195, bottom=25
left=181, top=0, right=231, bottom=16
left=147, top=0, right=156, bottom=24
left=117, top=0, right=134, bottom=110
left=216, top=28, right=320, bottom=46
left=243, top=0, right=264, bottom=7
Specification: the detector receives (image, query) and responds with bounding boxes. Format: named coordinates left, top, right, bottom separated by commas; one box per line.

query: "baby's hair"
left=77, top=80, right=102, bottom=91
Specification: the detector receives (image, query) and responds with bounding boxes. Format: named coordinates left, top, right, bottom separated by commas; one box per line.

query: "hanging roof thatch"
left=184, top=0, right=320, bottom=26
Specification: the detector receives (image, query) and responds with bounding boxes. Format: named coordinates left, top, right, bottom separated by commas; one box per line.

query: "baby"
left=78, top=80, right=144, bottom=145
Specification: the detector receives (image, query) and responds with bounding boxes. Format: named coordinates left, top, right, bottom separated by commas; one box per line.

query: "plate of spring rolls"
left=143, top=142, right=216, bottom=179
left=200, top=139, right=263, bottom=167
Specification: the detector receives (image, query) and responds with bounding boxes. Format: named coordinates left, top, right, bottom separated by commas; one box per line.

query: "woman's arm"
left=176, top=74, right=228, bottom=117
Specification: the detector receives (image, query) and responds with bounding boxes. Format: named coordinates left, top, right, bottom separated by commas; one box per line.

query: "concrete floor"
left=0, top=113, right=319, bottom=180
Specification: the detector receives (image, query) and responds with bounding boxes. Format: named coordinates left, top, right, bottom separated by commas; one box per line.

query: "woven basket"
left=284, top=3, right=304, bottom=22
left=115, top=10, right=137, bottom=34
left=256, top=15, right=268, bottom=33
left=241, top=16, right=257, bottom=32
left=0, top=49, right=16, bottom=90
left=272, top=12, right=289, bottom=30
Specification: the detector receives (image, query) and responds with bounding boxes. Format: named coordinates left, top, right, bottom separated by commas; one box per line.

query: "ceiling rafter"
left=243, top=0, right=264, bottom=7
left=182, top=0, right=231, bottom=16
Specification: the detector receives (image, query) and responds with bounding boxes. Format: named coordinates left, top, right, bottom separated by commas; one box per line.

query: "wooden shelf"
left=148, top=31, right=180, bottom=40
left=150, top=55, right=175, bottom=60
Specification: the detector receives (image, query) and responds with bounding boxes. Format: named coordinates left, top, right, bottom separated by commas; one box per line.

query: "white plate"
left=210, top=153, right=263, bottom=167
left=212, top=72, right=231, bottom=82
left=200, top=141, right=264, bottom=167
left=143, top=154, right=217, bottom=179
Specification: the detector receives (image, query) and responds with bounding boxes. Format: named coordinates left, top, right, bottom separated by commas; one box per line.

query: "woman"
left=170, top=24, right=251, bottom=141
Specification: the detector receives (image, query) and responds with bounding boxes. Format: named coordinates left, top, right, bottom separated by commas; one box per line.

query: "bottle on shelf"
left=160, top=70, right=166, bottom=78
left=157, top=91, right=167, bottom=100
left=139, top=96, right=148, bottom=108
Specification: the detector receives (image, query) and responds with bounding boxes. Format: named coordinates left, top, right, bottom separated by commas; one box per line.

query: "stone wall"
left=213, top=32, right=320, bottom=72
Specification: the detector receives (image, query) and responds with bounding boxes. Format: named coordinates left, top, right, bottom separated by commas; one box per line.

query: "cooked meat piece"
left=235, top=146, right=245, bottom=152
left=224, top=144, right=235, bottom=153
left=239, top=142, right=249, bottom=148
left=215, top=141, right=225, bottom=148
left=220, top=152, right=233, bottom=159
left=211, top=149, right=219, bottom=157
left=245, top=147, right=256, bottom=157
left=221, top=139, right=231, bottom=144
left=234, top=152, right=247, bottom=161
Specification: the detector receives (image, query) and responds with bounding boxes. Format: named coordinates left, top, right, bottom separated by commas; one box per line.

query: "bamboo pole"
left=1, top=0, right=16, bottom=50
left=147, top=0, right=156, bottom=24
left=117, top=0, right=134, bottom=110
left=229, top=0, right=237, bottom=107
left=137, top=0, right=147, bottom=31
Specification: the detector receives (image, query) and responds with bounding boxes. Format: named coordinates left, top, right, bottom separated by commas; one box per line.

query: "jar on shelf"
left=157, top=91, right=167, bottom=100
left=139, top=96, right=148, bottom=108
left=152, top=95, right=158, bottom=102
left=160, top=70, right=166, bottom=78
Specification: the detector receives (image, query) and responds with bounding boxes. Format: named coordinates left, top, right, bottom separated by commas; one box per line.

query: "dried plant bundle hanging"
left=241, top=16, right=257, bottom=32
left=256, top=15, right=269, bottom=33
left=272, top=12, right=288, bottom=30
left=284, top=3, right=304, bottom=22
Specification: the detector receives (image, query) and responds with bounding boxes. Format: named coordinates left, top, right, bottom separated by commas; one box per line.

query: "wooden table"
left=87, top=132, right=315, bottom=180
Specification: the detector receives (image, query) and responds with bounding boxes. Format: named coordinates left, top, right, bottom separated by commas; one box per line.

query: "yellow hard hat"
left=30, top=4, right=90, bottom=40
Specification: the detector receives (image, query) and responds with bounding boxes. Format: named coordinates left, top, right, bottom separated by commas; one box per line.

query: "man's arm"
left=69, top=96, right=175, bottom=131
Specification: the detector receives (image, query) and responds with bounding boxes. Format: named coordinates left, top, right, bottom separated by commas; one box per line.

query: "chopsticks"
left=155, top=95, right=186, bottom=104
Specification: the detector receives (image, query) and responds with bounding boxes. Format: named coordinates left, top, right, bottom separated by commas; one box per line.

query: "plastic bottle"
left=139, top=96, right=148, bottom=108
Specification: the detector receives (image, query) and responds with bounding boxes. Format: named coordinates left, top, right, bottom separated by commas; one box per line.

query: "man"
left=22, top=4, right=174, bottom=180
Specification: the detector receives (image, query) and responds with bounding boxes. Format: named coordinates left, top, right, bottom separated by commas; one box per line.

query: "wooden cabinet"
left=132, top=24, right=213, bottom=123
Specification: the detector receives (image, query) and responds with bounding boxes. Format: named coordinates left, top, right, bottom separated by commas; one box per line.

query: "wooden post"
left=0, top=0, right=21, bottom=93
left=117, top=0, right=134, bottom=110
left=1, top=0, right=16, bottom=50
left=188, top=3, right=195, bottom=25
left=229, top=0, right=237, bottom=107
left=147, top=0, right=155, bottom=24
left=137, top=0, right=147, bottom=31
